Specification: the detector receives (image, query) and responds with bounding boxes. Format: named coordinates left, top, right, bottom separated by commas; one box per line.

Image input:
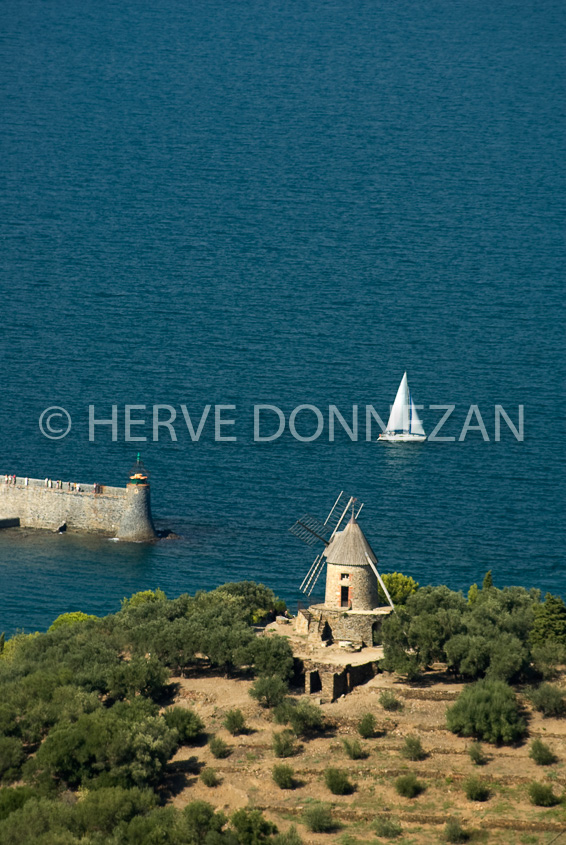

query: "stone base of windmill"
left=296, top=604, right=393, bottom=649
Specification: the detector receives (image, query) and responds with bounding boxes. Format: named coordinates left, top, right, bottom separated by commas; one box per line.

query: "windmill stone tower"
left=323, top=513, right=380, bottom=611
left=290, top=494, right=394, bottom=648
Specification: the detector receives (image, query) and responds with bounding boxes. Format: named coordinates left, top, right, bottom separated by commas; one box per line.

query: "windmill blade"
left=307, top=557, right=327, bottom=596
left=355, top=502, right=364, bottom=518
left=289, top=514, right=331, bottom=546
left=303, top=553, right=325, bottom=594
left=300, top=552, right=323, bottom=592
left=328, top=495, right=357, bottom=541
left=323, top=491, right=351, bottom=531
left=365, top=552, right=395, bottom=609
left=323, top=491, right=344, bottom=526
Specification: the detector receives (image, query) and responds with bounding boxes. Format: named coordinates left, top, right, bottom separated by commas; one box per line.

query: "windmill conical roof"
left=324, top=518, right=378, bottom=567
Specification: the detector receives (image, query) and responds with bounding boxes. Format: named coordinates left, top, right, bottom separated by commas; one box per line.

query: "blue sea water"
left=0, top=0, right=564, bottom=634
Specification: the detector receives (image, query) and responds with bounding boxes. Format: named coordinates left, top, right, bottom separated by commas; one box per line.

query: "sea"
left=0, top=0, right=564, bottom=635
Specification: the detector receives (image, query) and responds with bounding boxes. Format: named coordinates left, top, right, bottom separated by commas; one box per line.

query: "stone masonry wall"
left=0, top=476, right=155, bottom=540
left=324, top=562, right=379, bottom=611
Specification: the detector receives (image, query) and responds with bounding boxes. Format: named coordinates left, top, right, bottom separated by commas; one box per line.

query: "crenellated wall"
left=0, top=476, right=156, bottom=541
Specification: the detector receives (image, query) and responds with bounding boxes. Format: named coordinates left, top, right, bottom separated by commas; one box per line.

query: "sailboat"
left=378, top=372, right=426, bottom=442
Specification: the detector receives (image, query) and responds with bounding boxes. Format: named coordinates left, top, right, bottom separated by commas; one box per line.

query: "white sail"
left=386, top=372, right=410, bottom=432
left=410, top=397, right=425, bottom=435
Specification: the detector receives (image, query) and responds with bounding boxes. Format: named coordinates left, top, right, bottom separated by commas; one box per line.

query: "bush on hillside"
left=252, top=635, right=294, bottom=680
left=446, top=680, right=527, bottom=744
left=231, top=807, right=277, bottom=843
left=27, top=701, right=178, bottom=789
left=302, top=803, right=334, bottom=833
left=272, top=825, right=303, bottom=845
left=357, top=713, right=377, bottom=737
left=223, top=709, right=246, bottom=735
left=272, top=730, right=297, bottom=758
left=342, top=738, right=368, bottom=760
left=48, top=612, right=98, bottom=631
left=208, top=736, right=230, bottom=759
left=199, top=768, right=219, bottom=787
left=528, top=782, right=561, bottom=806
left=444, top=818, right=469, bottom=843
left=529, top=739, right=557, bottom=766
left=373, top=815, right=402, bottom=838
left=464, top=776, right=490, bottom=801
left=0, top=786, right=40, bottom=822
left=394, top=773, right=424, bottom=798
left=400, top=735, right=426, bottom=761
left=377, top=572, right=419, bottom=606
left=163, top=707, right=204, bottom=743
left=0, top=736, right=25, bottom=783
left=249, top=675, right=288, bottom=708
left=468, top=741, right=487, bottom=765
left=272, top=763, right=295, bottom=789
left=323, top=767, right=353, bottom=795
left=287, top=700, right=324, bottom=737
left=379, top=691, right=403, bottom=712
left=529, top=683, right=566, bottom=718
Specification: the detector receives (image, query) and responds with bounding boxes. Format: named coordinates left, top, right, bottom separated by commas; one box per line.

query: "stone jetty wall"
left=0, top=476, right=156, bottom=541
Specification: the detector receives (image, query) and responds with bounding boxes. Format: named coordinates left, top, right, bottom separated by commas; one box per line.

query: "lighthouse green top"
left=129, top=453, right=149, bottom=485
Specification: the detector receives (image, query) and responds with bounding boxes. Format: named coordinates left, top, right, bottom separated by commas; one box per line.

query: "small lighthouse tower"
left=117, top=454, right=157, bottom=541
left=291, top=494, right=394, bottom=647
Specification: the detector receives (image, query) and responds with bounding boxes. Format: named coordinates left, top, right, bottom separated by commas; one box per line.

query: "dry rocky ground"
left=163, top=633, right=566, bottom=844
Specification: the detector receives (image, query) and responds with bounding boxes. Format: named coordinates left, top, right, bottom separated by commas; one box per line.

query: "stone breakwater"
left=0, top=476, right=156, bottom=541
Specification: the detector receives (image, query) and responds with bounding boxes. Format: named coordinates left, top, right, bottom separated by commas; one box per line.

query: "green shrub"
left=200, top=768, right=219, bottom=787
left=342, top=738, right=368, bottom=760
left=273, top=700, right=294, bottom=725
left=272, top=825, right=303, bottom=845
left=231, top=807, right=277, bottom=843
left=531, top=642, right=566, bottom=680
left=468, top=741, right=487, bottom=765
left=401, top=735, right=426, bottom=761
left=48, top=612, right=97, bottom=631
left=394, top=772, right=424, bottom=798
left=324, top=767, right=353, bottom=795
left=529, top=684, right=566, bottom=718
left=446, top=679, right=527, bottom=744
left=0, top=736, right=25, bottom=783
left=249, top=675, right=288, bottom=708
left=379, top=691, right=403, bottom=712
left=0, top=786, right=40, bottom=821
left=272, top=730, right=297, bottom=758
left=303, top=803, right=334, bottom=833
left=357, top=713, right=376, bottom=737
left=30, top=702, right=178, bottom=789
left=444, top=818, right=469, bottom=843
left=72, top=786, right=157, bottom=835
left=464, top=776, right=490, bottom=801
left=252, top=635, right=294, bottom=680
left=373, top=815, right=402, bottom=838
left=208, top=736, right=230, bottom=759
left=288, top=700, right=324, bottom=738
left=272, top=763, right=295, bottom=789
left=528, top=782, right=561, bottom=806
left=529, top=739, right=557, bottom=766
left=163, top=707, right=204, bottom=743
left=378, top=572, right=419, bottom=606
left=223, top=709, right=246, bottom=735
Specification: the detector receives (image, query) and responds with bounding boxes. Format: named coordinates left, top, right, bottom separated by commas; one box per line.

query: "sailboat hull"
left=378, top=432, right=426, bottom=442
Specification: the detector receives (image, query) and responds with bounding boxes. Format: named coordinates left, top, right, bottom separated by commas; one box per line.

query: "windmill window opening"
left=341, top=573, right=349, bottom=581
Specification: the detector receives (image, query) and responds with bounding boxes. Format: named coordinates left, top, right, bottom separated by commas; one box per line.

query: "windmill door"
left=340, top=586, right=350, bottom=607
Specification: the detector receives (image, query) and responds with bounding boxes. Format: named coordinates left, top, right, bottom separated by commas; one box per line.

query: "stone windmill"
left=290, top=492, right=394, bottom=647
